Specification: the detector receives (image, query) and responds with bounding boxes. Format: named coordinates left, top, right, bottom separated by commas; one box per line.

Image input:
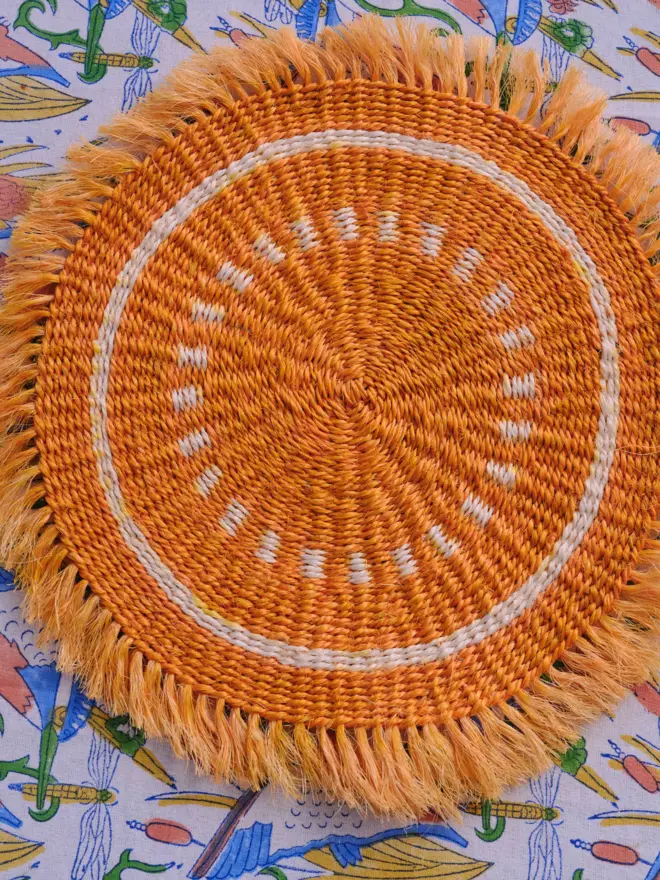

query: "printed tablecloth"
left=1, top=1, right=660, bottom=878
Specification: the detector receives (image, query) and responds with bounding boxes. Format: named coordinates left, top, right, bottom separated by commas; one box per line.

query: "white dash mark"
left=255, top=530, right=280, bottom=564
left=499, top=325, right=536, bottom=351
left=453, top=247, right=483, bottom=282
left=392, top=544, right=417, bottom=578
left=333, top=206, right=359, bottom=241
left=486, top=461, right=516, bottom=488
left=348, top=552, right=370, bottom=584
left=503, top=372, right=536, bottom=399
left=462, top=493, right=494, bottom=528
left=172, top=385, right=202, bottom=412
left=482, top=282, right=514, bottom=316
left=220, top=499, right=249, bottom=536
left=301, top=548, right=325, bottom=579
left=291, top=217, right=319, bottom=251
left=195, top=464, right=223, bottom=497
left=420, top=222, right=445, bottom=257
left=216, top=261, right=253, bottom=293
left=500, top=420, right=533, bottom=442
left=427, top=525, right=460, bottom=558
left=191, top=299, right=225, bottom=324
left=177, top=427, right=211, bottom=458
left=378, top=211, right=398, bottom=242
left=177, top=344, right=207, bottom=370
left=253, top=234, right=285, bottom=263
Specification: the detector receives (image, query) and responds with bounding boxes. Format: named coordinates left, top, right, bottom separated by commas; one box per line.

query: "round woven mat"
left=4, top=22, right=660, bottom=814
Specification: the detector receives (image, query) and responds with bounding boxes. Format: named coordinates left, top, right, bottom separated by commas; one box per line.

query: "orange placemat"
left=1, top=19, right=658, bottom=817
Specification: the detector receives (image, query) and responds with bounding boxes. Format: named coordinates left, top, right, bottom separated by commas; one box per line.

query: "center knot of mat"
left=336, top=375, right=369, bottom=413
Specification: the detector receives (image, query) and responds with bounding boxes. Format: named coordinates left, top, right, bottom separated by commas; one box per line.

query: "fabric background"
left=1, top=1, right=660, bottom=878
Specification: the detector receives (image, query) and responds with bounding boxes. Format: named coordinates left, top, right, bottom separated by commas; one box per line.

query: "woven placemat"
left=1, top=19, right=659, bottom=817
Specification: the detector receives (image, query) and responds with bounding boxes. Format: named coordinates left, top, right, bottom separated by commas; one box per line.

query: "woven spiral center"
left=41, top=83, right=657, bottom=725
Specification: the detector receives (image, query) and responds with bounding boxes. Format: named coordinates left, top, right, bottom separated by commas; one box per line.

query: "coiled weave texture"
left=2, top=20, right=659, bottom=817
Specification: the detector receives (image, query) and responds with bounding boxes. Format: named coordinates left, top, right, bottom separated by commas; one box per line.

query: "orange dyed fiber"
left=0, top=19, right=659, bottom=817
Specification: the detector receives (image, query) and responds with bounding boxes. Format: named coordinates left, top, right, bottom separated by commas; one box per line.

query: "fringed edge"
left=1, top=17, right=659, bottom=818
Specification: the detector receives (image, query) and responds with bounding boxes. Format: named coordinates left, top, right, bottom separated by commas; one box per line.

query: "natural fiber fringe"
left=1, top=18, right=659, bottom=818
